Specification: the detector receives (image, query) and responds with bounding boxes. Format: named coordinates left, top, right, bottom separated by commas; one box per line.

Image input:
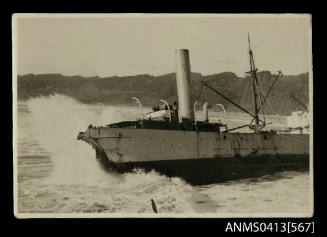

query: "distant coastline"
left=17, top=71, right=309, bottom=115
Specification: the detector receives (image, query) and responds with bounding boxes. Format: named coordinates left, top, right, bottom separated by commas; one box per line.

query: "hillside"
left=17, top=71, right=309, bottom=115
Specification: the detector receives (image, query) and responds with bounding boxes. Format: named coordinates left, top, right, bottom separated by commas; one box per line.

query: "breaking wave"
left=25, top=94, right=191, bottom=190
left=26, top=94, right=116, bottom=185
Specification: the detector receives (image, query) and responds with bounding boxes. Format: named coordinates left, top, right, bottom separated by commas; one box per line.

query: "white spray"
left=26, top=94, right=124, bottom=186
left=24, top=94, right=196, bottom=213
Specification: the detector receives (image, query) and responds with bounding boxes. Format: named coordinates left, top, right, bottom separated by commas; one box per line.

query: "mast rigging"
left=201, top=34, right=282, bottom=132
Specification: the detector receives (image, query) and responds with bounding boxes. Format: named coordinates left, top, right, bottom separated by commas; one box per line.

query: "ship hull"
left=78, top=127, right=309, bottom=185
left=97, top=152, right=308, bottom=185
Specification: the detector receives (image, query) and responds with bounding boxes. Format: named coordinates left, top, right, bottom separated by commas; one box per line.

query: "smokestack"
left=175, top=49, right=194, bottom=122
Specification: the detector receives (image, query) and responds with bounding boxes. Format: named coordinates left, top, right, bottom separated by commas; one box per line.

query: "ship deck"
left=107, top=119, right=227, bottom=132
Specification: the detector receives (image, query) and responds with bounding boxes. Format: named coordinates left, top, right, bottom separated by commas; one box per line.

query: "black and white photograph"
left=12, top=13, right=312, bottom=218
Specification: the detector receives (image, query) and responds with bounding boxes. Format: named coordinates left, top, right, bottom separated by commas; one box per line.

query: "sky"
left=14, top=14, right=311, bottom=77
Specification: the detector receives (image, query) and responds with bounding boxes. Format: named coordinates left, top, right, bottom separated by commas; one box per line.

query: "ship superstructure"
left=78, top=39, right=309, bottom=185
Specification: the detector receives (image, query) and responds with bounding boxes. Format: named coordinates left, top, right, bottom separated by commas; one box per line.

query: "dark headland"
left=17, top=71, right=309, bottom=115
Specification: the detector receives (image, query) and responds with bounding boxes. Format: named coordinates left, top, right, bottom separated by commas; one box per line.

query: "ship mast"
left=248, top=34, right=260, bottom=125
left=246, top=33, right=268, bottom=132
left=201, top=34, right=282, bottom=133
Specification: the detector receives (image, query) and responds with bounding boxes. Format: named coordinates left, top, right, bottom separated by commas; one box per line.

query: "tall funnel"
left=175, top=49, right=194, bottom=122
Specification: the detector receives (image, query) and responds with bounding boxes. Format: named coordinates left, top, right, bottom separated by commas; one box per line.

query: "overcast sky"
left=14, top=14, right=311, bottom=77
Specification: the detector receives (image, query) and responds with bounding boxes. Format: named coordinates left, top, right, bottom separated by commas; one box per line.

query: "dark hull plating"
left=95, top=148, right=309, bottom=185
left=78, top=126, right=310, bottom=185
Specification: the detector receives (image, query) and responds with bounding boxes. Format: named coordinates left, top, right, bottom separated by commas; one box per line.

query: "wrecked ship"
left=78, top=41, right=309, bottom=185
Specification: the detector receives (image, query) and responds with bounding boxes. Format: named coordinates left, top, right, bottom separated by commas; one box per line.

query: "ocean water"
left=15, top=94, right=312, bottom=216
